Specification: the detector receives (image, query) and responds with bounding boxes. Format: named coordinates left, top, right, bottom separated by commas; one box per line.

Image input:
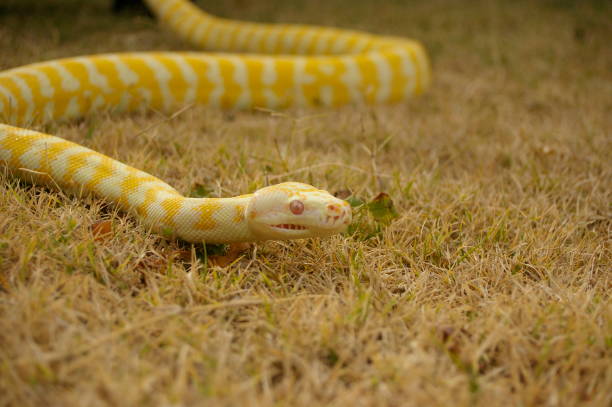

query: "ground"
left=0, top=0, right=610, bottom=406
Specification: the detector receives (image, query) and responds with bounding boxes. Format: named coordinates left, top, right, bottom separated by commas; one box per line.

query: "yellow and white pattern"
left=0, top=0, right=429, bottom=243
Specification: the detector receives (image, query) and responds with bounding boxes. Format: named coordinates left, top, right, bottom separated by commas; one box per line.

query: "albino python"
left=0, top=0, right=429, bottom=243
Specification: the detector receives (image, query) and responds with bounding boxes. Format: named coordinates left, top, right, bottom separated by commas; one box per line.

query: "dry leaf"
left=333, top=189, right=352, bottom=200
left=0, top=272, right=10, bottom=292
left=91, top=220, right=113, bottom=241
left=209, top=242, right=252, bottom=267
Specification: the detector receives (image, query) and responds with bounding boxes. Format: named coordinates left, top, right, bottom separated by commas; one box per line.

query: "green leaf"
left=366, top=193, right=399, bottom=225
left=190, top=183, right=213, bottom=198
left=345, top=192, right=400, bottom=241
left=346, top=196, right=365, bottom=208
left=204, top=243, right=228, bottom=257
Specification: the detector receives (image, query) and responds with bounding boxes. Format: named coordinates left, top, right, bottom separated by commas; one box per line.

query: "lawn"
left=0, top=0, right=610, bottom=405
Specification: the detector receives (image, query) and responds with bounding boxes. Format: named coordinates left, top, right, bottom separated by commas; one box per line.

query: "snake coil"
left=0, top=0, right=429, bottom=243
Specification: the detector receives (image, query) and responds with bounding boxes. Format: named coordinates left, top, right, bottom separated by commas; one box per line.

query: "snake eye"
left=289, top=200, right=304, bottom=215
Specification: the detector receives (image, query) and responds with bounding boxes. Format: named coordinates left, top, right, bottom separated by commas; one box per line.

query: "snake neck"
left=167, top=196, right=256, bottom=244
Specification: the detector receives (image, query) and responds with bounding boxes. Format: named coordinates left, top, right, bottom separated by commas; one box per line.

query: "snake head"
left=246, top=182, right=352, bottom=241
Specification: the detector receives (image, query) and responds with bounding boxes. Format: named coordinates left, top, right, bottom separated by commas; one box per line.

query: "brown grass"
left=0, top=0, right=610, bottom=405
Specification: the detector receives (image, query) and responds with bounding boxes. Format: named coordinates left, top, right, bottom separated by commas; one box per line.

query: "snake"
left=0, top=0, right=429, bottom=244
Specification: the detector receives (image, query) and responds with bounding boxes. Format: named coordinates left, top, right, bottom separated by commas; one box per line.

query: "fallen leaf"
left=171, top=249, right=192, bottom=262
left=91, top=220, right=113, bottom=241
left=347, top=196, right=365, bottom=208
left=333, top=190, right=352, bottom=200
left=209, top=242, right=252, bottom=267
left=0, top=271, right=10, bottom=292
left=366, top=193, right=399, bottom=225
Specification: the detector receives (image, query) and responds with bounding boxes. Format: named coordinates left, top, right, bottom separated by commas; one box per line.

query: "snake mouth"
left=271, top=224, right=308, bottom=231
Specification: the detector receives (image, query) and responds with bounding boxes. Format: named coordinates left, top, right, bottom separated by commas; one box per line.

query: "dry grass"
left=0, top=0, right=611, bottom=406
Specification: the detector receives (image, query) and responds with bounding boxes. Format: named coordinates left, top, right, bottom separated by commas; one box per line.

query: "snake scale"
left=0, top=0, right=430, bottom=243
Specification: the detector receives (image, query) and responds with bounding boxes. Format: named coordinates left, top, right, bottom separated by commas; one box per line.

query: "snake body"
left=0, top=0, right=429, bottom=243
